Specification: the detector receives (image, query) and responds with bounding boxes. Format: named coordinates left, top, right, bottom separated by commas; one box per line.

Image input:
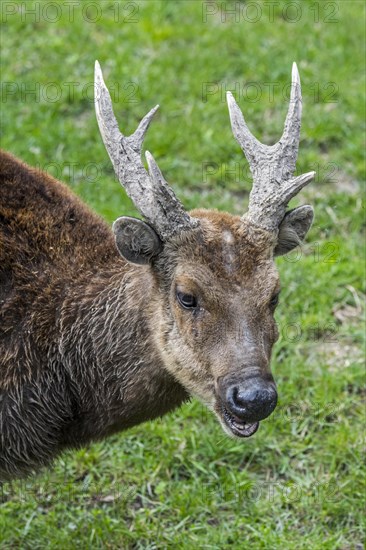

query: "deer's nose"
left=223, top=378, right=277, bottom=422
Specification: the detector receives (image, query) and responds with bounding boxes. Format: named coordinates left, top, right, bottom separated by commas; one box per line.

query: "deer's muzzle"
left=217, top=375, right=278, bottom=438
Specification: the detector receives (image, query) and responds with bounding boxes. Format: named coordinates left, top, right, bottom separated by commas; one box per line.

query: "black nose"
left=224, top=378, right=277, bottom=422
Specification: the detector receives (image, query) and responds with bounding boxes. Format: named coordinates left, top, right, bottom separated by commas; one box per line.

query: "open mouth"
left=222, top=406, right=259, bottom=438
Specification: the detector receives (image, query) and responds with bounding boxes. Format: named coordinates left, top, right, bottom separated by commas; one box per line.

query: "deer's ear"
left=274, top=205, right=314, bottom=256
left=113, top=217, right=163, bottom=265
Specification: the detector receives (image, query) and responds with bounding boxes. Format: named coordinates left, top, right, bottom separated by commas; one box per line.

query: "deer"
left=0, top=62, right=315, bottom=480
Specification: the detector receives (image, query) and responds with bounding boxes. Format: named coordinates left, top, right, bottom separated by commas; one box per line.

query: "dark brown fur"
left=0, top=150, right=282, bottom=480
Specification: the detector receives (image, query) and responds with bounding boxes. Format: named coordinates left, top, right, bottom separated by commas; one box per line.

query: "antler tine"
left=145, top=151, right=196, bottom=232
left=94, top=61, right=197, bottom=240
left=94, top=60, right=123, bottom=167
left=277, top=62, right=302, bottom=179
left=227, top=63, right=315, bottom=232
left=130, top=105, right=160, bottom=154
left=226, top=91, right=264, bottom=172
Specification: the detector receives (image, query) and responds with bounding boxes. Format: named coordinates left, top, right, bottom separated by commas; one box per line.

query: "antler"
left=94, top=61, right=198, bottom=241
left=227, top=62, right=315, bottom=232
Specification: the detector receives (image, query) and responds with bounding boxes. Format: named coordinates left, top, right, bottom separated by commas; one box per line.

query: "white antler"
left=227, top=63, right=315, bottom=231
left=94, top=61, right=198, bottom=240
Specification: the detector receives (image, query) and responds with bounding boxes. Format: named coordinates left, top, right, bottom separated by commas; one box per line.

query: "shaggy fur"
left=0, top=151, right=188, bottom=479
left=0, top=150, right=301, bottom=480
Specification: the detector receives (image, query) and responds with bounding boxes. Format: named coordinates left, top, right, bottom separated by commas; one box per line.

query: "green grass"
left=0, top=1, right=365, bottom=548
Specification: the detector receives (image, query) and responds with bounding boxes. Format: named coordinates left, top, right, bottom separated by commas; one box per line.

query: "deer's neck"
left=59, top=263, right=188, bottom=444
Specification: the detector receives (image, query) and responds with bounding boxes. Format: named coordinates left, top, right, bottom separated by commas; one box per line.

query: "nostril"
left=226, top=385, right=248, bottom=414
left=231, top=386, right=254, bottom=408
left=232, top=386, right=241, bottom=405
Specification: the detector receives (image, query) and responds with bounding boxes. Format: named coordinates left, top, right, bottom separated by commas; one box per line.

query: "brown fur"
left=0, top=150, right=281, bottom=480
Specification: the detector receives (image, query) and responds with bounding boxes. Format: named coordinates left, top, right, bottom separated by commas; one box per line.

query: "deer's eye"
left=270, top=292, right=280, bottom=308
left=176, top=291, right=198, bottom=310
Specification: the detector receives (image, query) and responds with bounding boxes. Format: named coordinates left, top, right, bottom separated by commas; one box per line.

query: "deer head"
left=94, top=61, right=314, bottom=438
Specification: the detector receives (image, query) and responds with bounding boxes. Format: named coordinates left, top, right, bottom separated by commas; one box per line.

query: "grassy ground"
left=0, top=1, right=365, bottom=548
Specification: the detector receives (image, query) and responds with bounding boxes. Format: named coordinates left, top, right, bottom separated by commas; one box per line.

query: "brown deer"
left=0, top=62, right=315, bottom=480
